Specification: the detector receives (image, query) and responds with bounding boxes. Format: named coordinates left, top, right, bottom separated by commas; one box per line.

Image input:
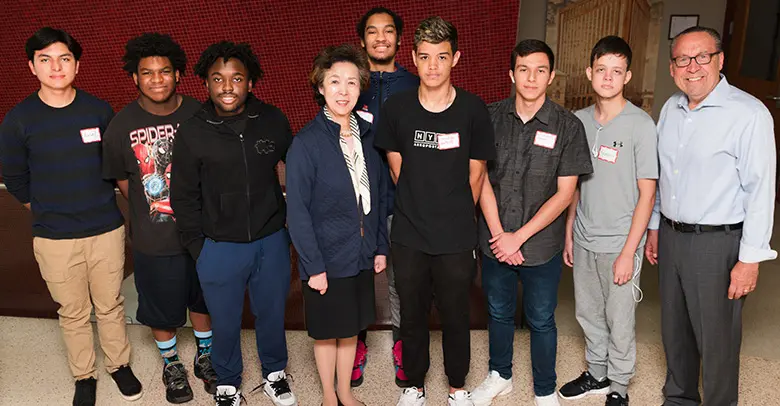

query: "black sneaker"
left=73, top=377, right=96, bottom=406
left=558, top=371, right=610, bottom=400
left=110, top=365, right=143, bottom=401
left=163, top=361, right=194, bottom=404
left=195, top=353, right=219, bottom=395
left=605, top=392, right=629, bottom=406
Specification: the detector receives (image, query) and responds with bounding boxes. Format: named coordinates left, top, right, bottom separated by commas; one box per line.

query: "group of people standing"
left=0, top=6, right=774, bottom=406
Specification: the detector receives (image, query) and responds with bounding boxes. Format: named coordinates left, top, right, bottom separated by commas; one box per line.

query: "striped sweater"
left=0, top=89, right=123, bottom=239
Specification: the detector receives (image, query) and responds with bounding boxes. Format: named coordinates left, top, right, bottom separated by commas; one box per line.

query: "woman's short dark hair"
left=122, top=33, right=187, bottom=76
left=194, top=41, right=263, bottom=84
left=309, top=44, right=370, bottom=107
left=26, top=27, right=82, bottom=61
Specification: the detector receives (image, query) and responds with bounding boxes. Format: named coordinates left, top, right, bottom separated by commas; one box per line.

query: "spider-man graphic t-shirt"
left=102, top=95, right=200, bottom=255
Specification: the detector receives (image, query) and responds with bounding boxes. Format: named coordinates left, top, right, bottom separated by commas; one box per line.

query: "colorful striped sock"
left=156, top=336, right=179, bottom=365
left=194, top=330, right=212, bottom=357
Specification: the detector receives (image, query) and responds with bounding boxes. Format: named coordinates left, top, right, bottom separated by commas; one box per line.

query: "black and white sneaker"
left=605, top=392, right=629, bottom=406
left=195, top=353, right=219, bottom=395
left=110, top=365, right=143, bottom=401
left=73, top=377, right=97, bottom=406
left=558, top=371, right=610, bottom=400
left=261, top=371, right=297, bottom=406
left=215, top=385, right=244, bottom=406
left=163, top=361, right=193, bottom=404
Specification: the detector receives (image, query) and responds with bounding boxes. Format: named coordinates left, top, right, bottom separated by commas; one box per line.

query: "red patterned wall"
left=0, top=1, right=518, bottom=132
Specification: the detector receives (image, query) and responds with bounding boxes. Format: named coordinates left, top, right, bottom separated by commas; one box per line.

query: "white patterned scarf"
left=323, top=107, right=371, bottom=215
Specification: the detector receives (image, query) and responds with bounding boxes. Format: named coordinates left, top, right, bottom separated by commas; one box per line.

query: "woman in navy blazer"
left=286, top=44, right=388, bottom=406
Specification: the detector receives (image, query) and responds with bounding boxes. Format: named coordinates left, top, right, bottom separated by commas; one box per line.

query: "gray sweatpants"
left=572, top=242, right=642, bottom=395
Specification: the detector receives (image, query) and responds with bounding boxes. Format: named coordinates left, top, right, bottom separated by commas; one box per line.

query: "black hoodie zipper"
left=238, top=133, right=252, bottom=240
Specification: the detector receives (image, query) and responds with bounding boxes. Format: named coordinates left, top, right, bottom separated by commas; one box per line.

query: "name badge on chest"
left=80, top=127, right=102, bottom=143
left=597, top=145, right=619, bottom=163
left=533, top=130, right=557, bottom=149
left=438, top=132, right=460, bottom=150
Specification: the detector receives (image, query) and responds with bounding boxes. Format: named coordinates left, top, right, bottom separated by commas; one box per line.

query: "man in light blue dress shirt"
left=645, top=26, right=777, bottom=406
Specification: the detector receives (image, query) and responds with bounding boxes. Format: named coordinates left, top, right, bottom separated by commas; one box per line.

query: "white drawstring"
left=632, top=252, right=643, bottom=303
left=593, top=251, right=644, bottom=303
left=591, top=126, right=603, bottom=158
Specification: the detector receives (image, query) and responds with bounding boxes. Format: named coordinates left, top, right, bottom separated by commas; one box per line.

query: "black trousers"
left=659, top=220, right=743, bottom=406
left=392, top=243, right=476, bottom=389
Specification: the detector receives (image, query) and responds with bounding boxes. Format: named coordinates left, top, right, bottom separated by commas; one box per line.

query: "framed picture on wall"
left=669, top=15, right=700, bottom=39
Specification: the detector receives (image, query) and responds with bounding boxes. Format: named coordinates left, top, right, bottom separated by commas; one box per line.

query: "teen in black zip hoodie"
left=170, top=42, right=296, bottom=406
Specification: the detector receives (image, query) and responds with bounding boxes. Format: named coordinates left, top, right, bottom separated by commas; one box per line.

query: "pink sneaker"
left=392, top=340, right=410, bottom=388
left=351, top=339, right=368, bottom=387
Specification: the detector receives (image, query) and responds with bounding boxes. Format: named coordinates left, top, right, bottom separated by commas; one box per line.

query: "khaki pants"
left=33, top=225, right=131, bottom=380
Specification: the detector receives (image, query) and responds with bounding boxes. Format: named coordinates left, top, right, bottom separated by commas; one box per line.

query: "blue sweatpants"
left=196, top=228, right=291, bottom=387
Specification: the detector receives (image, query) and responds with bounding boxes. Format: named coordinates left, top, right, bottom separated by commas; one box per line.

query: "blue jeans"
left=481, top=253, right=562, bottom=397
left=196, top=229, right=291, bottom=387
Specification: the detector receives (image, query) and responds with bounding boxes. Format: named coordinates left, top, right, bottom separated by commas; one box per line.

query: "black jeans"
left=392, top=243, right=476, bottom=389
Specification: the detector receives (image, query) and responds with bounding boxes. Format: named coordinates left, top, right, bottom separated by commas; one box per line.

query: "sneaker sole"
left=558, top=387, right=610, bottom=400
left=118, top=391, right=143, bottom=402
left=263, top=390, right=298, bottom=406
left=351, top=375, right=364, bottom=388
left=166, top=392, right=193, bottom=404
left=473, top=385, right=513, bottom=406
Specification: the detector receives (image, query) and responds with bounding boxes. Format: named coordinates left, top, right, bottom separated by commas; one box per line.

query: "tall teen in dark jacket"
left=170, top=42, right=297, bottom=406
left=286, top=44, right=387, bottom=406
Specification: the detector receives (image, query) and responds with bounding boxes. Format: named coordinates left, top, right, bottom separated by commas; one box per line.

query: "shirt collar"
left=507, top=96, right=552, bottom=125
left=677, top=74, right=730, bottom=111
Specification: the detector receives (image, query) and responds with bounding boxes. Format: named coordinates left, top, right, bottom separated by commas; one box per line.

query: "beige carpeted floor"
left=1, top=316, right=778, bottom=405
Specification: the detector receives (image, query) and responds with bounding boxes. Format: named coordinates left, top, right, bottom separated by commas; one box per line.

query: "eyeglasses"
left=671, top=51, right=721, bottom=68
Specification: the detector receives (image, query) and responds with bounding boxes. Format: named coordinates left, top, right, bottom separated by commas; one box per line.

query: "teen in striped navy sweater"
left=0, top=27, right=142, bottom=406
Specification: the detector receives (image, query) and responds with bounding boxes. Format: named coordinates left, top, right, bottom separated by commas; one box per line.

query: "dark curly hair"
left=309, top=44, right=370, bottom=107
left=194, top=41, right=263, bottom=84
left=356, top=7, right=404, bottom=40
left=122, top=33, right=186, bottom=76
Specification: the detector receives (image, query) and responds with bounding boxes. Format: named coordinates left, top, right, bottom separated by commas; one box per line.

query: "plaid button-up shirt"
left=478, top=97, right=593, bottom=266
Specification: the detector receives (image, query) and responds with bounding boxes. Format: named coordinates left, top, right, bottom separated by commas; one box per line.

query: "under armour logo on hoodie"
left=613, top=141, right=623, bottom=148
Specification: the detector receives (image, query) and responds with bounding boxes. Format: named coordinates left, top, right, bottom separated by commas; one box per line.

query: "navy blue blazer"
left=286, top=109, right=389, bottom=280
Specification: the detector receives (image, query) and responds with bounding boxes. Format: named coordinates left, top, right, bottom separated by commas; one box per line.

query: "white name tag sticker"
left=597, top=145, right=619, bottom=163
left=80, top=127, right=102, bottom=143
left=356, top=110, right=374, bottom=124
left=438, top=132, right=460, bottom=150
left=533, top=130, right=557, bottom=149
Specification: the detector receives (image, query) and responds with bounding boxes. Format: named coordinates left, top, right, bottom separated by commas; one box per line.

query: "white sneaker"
left=534, top=393, right=561, bottom=406
left=397, top=387, right=426, bottom=406
left=262, top=370, right=297, bottom=406
left=471, top=371, right=513, bottom=406
left=215, top=385, right=243, bottom=406
left=448, top=390, right=475, bottom=405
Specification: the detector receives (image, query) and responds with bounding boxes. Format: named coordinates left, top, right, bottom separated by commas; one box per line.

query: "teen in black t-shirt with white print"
left=102, top=33, right=218, bottom=404
left=375, top=16, right=495, bottom=406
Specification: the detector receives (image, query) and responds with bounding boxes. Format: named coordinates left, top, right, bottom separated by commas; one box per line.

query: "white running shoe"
left=448, top=389, right=475, bottom=405
left=471, top=371, right=513, bottom=406
left=214, top=385, right=243, bottom=406
left=397, top=387, right=427, bottom=406
left=534, top=393, right=561, bottom=406
left=262, top=370, right=297, bottom=406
